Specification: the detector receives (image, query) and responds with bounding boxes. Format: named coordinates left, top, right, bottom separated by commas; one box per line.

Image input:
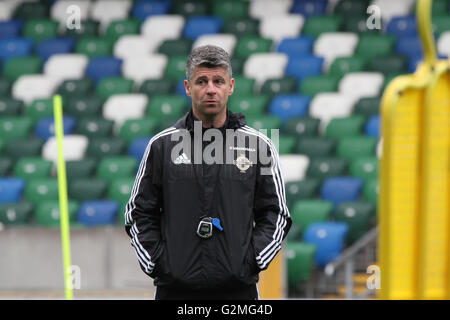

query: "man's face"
left=184, top=66, right=235, bottom=119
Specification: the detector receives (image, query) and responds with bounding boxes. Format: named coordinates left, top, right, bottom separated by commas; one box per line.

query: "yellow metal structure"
left=258, top=249, right=285, bottom=299
left=379, top=0, right=450, bottom=299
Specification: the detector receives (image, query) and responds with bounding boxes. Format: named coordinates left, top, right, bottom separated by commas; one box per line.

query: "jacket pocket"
left=151, top=240, right=172, bottom=281
left=240, top=240, right=259, bottom=280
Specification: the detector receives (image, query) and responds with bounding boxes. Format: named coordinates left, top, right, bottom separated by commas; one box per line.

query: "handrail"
left=417, top=0, right=436, bottom=65
left=324, top=226, right=379, bottom=276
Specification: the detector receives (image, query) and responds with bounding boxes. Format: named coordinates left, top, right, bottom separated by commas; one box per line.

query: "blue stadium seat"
left=285, top=56, right=324, bottom=82
left=395, top=36, right=422, bottom=59
left=365, top=115, right=380, bottom=138
left=268, top=94, right=310, bottom=123
left=320, top=177, right=364, bottom=208
left=183, top=16, right=223, bottom=40
left=386, top=16, right=417, bottom=38
left=132, top=0, right=172, bottom=21
left=0, top=38, right=33, bottom=61
left=35, top=37, right=75, bottom=61
left=0, top=20, right=23, bottom=38
left=34, top=116, right=76, bottom=141
left=85, top=57, right=123, bottom=83
left=77, top=200, right=119, bottom=226
left=291, top=0, right=328, bottom=17
left=0, top=178, right=25, bottom=204
left=303, top=222, right=349, bottom=267
left=277, top=37, right=314, bottom=58
left=128, top=136, right=151, bottom=161
left=176, top=79, right=188, bottom=96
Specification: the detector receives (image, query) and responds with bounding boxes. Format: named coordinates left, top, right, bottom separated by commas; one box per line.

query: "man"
left=124, top=45, right=291, bottom=300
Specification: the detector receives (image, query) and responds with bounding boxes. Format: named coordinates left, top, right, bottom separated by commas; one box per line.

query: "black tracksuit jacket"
left=124, top=108, right=291, bottom=291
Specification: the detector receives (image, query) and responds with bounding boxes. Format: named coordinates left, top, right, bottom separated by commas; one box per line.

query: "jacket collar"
left=174, top=108, right=246, bottom=133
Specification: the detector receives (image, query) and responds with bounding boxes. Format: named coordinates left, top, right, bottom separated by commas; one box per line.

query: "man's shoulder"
left=235, top=125, right=277, bottom=147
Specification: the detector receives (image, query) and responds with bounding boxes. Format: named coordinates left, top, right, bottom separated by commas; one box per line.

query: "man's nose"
left=205, top=81, right=216, bottom=94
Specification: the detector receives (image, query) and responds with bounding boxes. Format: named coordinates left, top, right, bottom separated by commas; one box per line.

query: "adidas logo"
left=173, top=153, right=191, bottom=165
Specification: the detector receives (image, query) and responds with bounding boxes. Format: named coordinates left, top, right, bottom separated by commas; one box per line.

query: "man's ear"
left=184, top=79, right=191, bottom=97
left=229, top=78, right=235, bottom=96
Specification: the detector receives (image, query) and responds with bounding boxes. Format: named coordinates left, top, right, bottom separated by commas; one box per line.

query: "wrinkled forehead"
left=190, top=65, right=230, bottom=81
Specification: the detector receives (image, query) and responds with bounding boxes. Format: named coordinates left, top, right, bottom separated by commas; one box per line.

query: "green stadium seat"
left=23, top=19, right=59, bottom=42
left=234, top=36, right=273, bottom=60
left=13, top=157, right=53, bottom=182
left=172, top=0, right=209, bottom=17
left=0, top=157, right=12, bottom=176
left=25, top=178, right=59, bottom=206
left=158, top=39, right=193, bottom=56
left=296, top=137, right=336, bottom=158
left=76, top=118, right=114, bottom=138
left=108, top=177, right=134, bottom=204
left=65, top=96, right=103, bottom=119
left=213, top=0, right=249, bottom=20
left=25, top=98, right=53, bottom=123
left=363, top=177, right=378, bottom=206
left=96, top=156, right=138, bottom=183
left=14, top=2, right=49, bottom=20
left=119, top=118, right=159, bottom=142
left=245, top=114, right=282, bottom=131
left=307, top=157, right=348, bottom=181
left=432, top=15, right=450, bottom=35
left=302, top=15, right=343, bottom=38
left=336, top=136, right=378, bottom=160
left=0, top=98, right=24, bottom=116
left=223, top=18, right=259, bottom=36
left=147, top=95, right=188, bottom=121
left=165, top=55, right=188, bottom=81
left=231, top=57, right=244, bottom=75
left=66, top=158, right=97, bottom=181
left=75, top=37, right=113, bottom=58
left=3, top=56, right=42, bottom=81
left=328, top=56, right=366, bottom=80
left=105, top=19, right=140, bottom=42
left=139, top=79, right=174, bottom=96
left=87, top=137, right=126, bottom=159
left=63, top=20, right=100, bottom=38
left=335, top=201, right=375, bottom=243
left=368, top=54, right=408, bottom=75
left=3, top=137, right=43, bottom=160
left=0, top=202, right=33, bottom=225
left=325, top=115, right=366, bottom=139
left=356, top=34, right=396, bottom=62
left=228, top=95, right=268, bottom=116
left=68, top=178, right=107, bottom=201
left=260, top=77, right=297, bottom=96
left=96, top=77, right=134, bottom=100
left=291, top=199, right=333, bottom=233
left=232, top=76, right=256, bottom=95
left=334, top=0, right=371, bottom=17
left=35, top=200, right=79, bottom=226
left=0, top=117, right=33, bottom=143
left=282, top=117, right=320, bottom=137
left=285, top=179, right=321, bottom=208
left=350, top=157, right=379, bottom=182
left=286, top=241, right=317, bottom=285
left=299, top=75, right=339, bottom=97
left=0, top=78, right=12, bottom=97
left=57, top=79, right=94, bottom=97
left=278, top=134, right=297, bottom=154
left=353, top=97, right=381, bottom=117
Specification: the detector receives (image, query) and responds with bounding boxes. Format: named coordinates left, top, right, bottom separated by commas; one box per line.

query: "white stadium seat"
left=42, top=134, right=89, bottom=163
left=91, top=0, right=133, bottom=33
left=309, top=93, right=356, bottom=133
left=249, top=0, right=293, bottom=19
left=314, top=32, right=359, bottom=71
left=113, top=35, right=160, bottom=59
left=279, top=154, right=310, bottom=182
left=122, top=54, right=168, bottom=85
left=43, top=54, right=88, bottom=81
left=193, top=34, right=237, bottom=56
left=437, top=31, right=450, bottom=57
left=243, top=53, right=288, bottom=87
left=371, top=0, right=415, bottom=24
left=338, top=72, right=384, bottom=101
left=12, top=75, right=60, bottom=105
left=102, top=94, right=148, bottom=132
left=141, top=15, right=185, bottom=45
left=0, top=1, right=18, bottom=21
left=259, top=14, right=304, bottom=43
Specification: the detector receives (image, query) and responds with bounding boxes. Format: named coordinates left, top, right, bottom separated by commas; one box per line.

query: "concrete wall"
left=0, top=226, right=155, bottom=292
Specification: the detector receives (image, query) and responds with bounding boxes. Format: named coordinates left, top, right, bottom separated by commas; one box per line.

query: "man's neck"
left=192, top=108, right=227, bottom=128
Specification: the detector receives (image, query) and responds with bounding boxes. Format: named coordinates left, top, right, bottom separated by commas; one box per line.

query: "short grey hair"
left=186, top=45, right=232, bottom=81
